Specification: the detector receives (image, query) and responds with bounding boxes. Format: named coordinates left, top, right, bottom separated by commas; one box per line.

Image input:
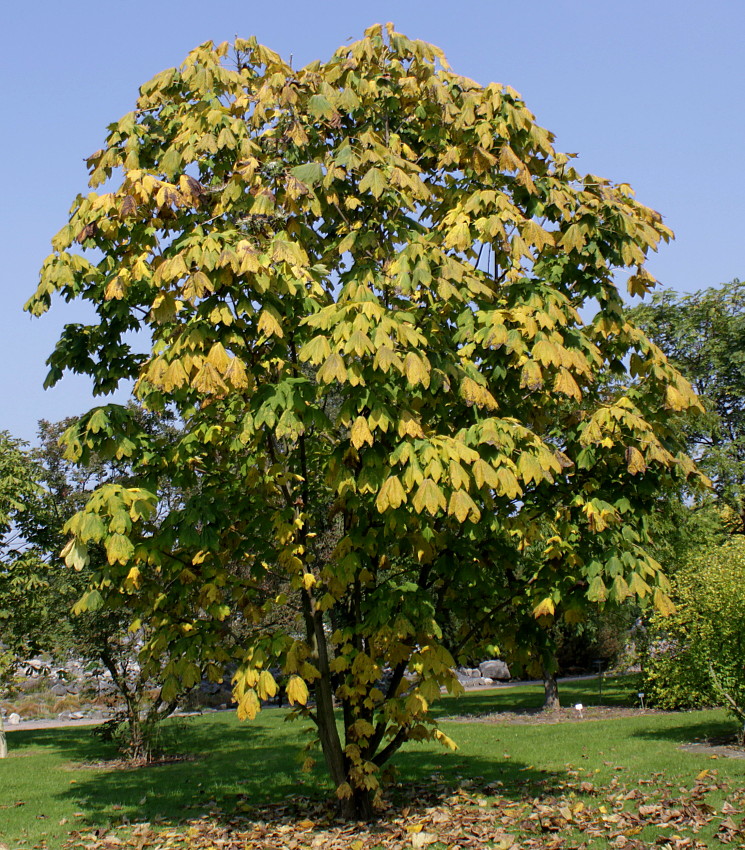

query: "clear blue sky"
left=2, top=0, right=743, bottom=443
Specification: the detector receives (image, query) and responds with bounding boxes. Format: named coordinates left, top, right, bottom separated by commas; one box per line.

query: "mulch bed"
left=443, top=706, right=670, bottom=725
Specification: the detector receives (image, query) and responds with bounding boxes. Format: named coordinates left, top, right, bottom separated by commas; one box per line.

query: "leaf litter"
left=62, top=769, right=745, bottom=850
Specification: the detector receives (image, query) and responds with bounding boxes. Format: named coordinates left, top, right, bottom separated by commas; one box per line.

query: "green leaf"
left=358, top=167, right=387, bottom=199
left=290, top=162, right=324, bottom=187
left=105, top=533, right=135, bottom=565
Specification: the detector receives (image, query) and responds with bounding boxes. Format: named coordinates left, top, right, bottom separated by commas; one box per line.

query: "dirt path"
left=4, top=715, right=106, bottom=732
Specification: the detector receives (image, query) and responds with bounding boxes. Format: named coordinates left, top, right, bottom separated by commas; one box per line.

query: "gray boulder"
left=478, top=659, right=511, bottom=680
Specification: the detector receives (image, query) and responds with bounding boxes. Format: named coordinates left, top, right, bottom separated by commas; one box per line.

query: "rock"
left=8, top=713, right=21, bottom=725
left=467, top=668, right=481, bottom=678
left=51, top=683, right=69, bottom=697
left=479, top=659, right=511, bottom=680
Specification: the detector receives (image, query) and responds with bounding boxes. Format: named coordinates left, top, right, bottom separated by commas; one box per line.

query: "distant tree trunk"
left=0, top=715, right=7, bottom=758
left=543, top=666, right=560, bottom=711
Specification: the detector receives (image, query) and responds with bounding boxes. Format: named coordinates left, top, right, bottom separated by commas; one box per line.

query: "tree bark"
left=0, top=715, right=7, bottom=759
left=542, top=667, right=560, bottom=711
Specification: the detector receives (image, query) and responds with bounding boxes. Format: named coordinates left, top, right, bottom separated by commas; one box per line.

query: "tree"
left=644, top=538, right=745, bottom=743
left=32, top=415, right=185, bottom=760
left=1, top=417, right=184, bottom=761
left=0, top=431, right=67, bottom=665
left=629, top=280, right=745, bottom=530
left=27, top=25, right=702, bottom=817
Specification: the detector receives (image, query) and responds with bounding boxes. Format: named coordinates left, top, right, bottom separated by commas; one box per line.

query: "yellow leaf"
left=498, top=144, right=522, bottom=171
left=286, top=675, right=309, bottom=706
left=665, top=385, right=687, bottom=410
left=207, top=342, right=231, bottom=372
left=554, top=368, right=582, bottom=400
left=299, top=335, right=331, bottom=365
left=192, top=362, right=228, bottom=396
left=375, top=475, right=406, bottom=511
left=495, top=466, right=522, bottom=499
left=297, top=819, right=314, bottom=830
left=336, top=782, right=353, bottom=800
left=444, top=216, right=471, bottom=252
left=434, top=729, right=458, bottom=751
left=257, top=307, right=283, bottom=338
left=653, top=588, right=676, bottom=617
left=257, top=670, right=278, bottom=700
left=406, top=824, right=424, bottom=833
left=160, top=359, right=188, bottom=391
left=237, top=689, right=260, bottom=721
left=272, top=238, right=308, bottom=266
left=533, top=597, right=555, bottom=618
left=404, top=352, right=430, bottom=388
left=317, top=352, right=347, bottom=384
left=302, top=572, right=316, bottom=590
left=124, top=566, right=141, bottom=590
left=397, top=410, right=424, bottom=438
left=625, top=446, right=647, bottom=475
left=532, top=339, right=561, bottom=367
left=224, top=356, right=249, bottom=389
left=460, top=377, right=498, bottom=410
left=104, top=277, right=127, bottom=300
left=559, top=223, right=586, bottom=253
left=447, top=489, right=480, bottom=523
left=412, top=478, right=446, bottom=516
left=517, top=452, right=546, bottom=486
left=350, top=416, right=374, bottom=449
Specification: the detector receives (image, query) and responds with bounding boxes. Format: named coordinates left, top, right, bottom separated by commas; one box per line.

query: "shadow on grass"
left=39, top=712, right=564, bottom=833
left=630, top=715, right=738, bottom=745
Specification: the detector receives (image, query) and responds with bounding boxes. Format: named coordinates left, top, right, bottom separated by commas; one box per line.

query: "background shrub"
left=644, top=537, right=745, bottom=740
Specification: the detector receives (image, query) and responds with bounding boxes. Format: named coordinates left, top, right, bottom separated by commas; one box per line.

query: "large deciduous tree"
left=28, top=25, right=702, bottom=817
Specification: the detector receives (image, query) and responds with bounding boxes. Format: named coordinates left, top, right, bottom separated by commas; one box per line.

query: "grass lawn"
left=1, top=676, right=743, bottom=849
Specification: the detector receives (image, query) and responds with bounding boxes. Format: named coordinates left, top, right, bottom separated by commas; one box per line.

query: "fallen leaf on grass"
left=410, top=832, right=438, bottom=849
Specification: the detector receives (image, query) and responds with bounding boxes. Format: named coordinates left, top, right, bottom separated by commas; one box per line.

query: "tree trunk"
left=542, top=668, right=560, bottom=711
left=0, top=715, right=7, bottom=758
left=338, top=786, right=375, bottom=821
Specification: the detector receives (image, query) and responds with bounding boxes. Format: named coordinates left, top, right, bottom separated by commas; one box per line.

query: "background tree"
left=1, top=415, right=186, bottom=760
left=36, top=413, right=187, bottom=760
left=0, top=431, right=68, bottom=667
left=630, top=279, right=745, bottom=530
left=27, top=25, right=702, bottom=817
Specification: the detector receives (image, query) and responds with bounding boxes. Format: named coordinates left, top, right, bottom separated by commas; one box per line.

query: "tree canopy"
left=27, top=24, right=702, bottom=816
left=630, top=279, right=745, bottom=530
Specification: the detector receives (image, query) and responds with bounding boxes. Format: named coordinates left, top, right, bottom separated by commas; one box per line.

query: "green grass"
left=432, top=672, right=642, bottom=717
left=1, top=677, right=743, bottom=849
